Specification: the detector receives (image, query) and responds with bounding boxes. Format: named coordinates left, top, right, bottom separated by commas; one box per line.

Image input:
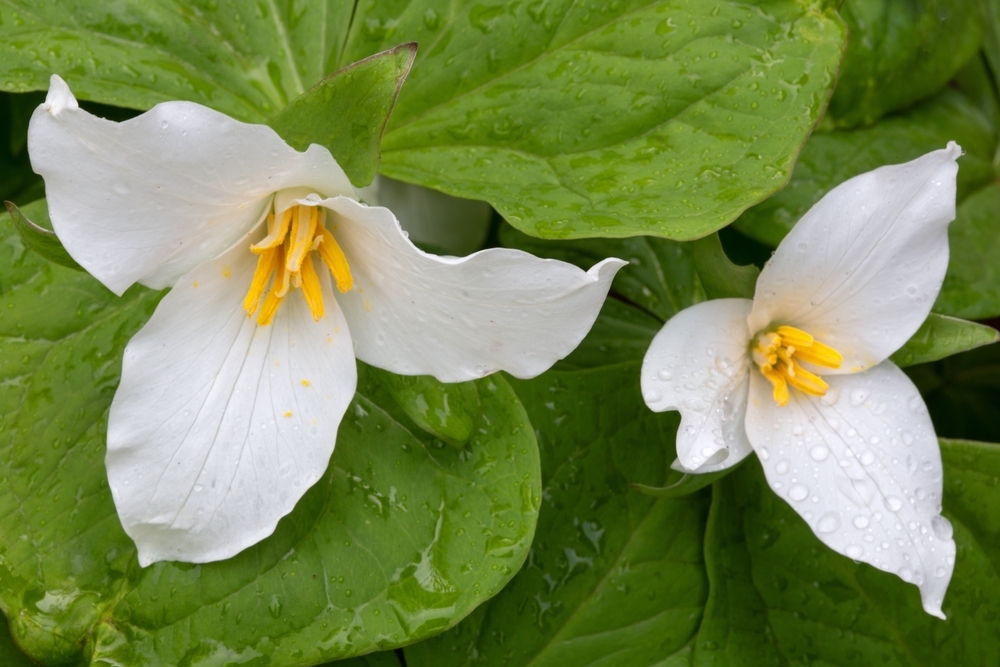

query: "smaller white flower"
left=29, top=75, right=625, bottom=566
left=641, top=145, right=961, bottom=618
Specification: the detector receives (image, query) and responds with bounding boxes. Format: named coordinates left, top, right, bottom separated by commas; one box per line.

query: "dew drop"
left=886, top=496, right=903, bottom=512
left=931, top=515, right=953, bottom=540
left=816, top=512, right=840, bottom=533
left=788, top=484, right=809, bottom=501
left=860, top=450, right=875, bottom=466
left=845, top=544, right=864, bottom=559
left=658, top=369, right=672, bottom=380
left=810, top=445, right=829, bottom=461
left=644, top=390, right=662, bottom=403
left=901, top=430, right=915, bottom=446
left=821, top=387, right=840, bottom=406
left=758, top=447, right=770, bottom=461
left=774, top=459, right=790, bottom=474
left=849, top=389, right=869, bottom=406
left=853, top=515, right=870, bottom=529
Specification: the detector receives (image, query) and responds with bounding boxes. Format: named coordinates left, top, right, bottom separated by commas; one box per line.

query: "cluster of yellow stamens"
left=751, top=325, right=843, bottom=406
left=243, top=203, right=353, bottom=325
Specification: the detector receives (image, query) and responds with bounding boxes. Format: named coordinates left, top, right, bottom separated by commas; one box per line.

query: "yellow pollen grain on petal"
left=301, top=379, right=310, bottom=387
left=284, top=411, right=292, bottom=418
left=316, top=226, right=353, bottom=293
left=299, top=253, right=325, bottom=322
left=286, top=204, right=318, bottom=273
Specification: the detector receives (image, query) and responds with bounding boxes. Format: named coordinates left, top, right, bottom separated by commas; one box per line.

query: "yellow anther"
left=316, top=226, right=353, bottom=293
left=243, top=199, right=354, bottom=326
left=752, top=324, right=842, bottom=406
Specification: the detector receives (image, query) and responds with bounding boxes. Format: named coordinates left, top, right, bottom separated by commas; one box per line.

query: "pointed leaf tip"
left=4, top=200, right=84, bottom=272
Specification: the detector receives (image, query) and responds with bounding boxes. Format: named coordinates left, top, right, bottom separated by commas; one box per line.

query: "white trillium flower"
left=29, top=75, right=625, bottom=567
left=641, top=145, right=961, bottom=618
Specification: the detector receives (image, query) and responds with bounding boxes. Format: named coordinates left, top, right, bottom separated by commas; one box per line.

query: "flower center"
left=751, top=325, right=843, bottom=406
left=242, top=201, right=353, bottom=325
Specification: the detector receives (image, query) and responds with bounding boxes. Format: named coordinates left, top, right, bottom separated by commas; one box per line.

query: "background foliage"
left=1, top=0, right=999, bottom=666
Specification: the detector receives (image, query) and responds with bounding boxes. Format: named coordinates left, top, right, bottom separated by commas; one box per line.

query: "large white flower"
left=29, top=75, right=624, bottom=567
left=641, top=145, right=961, bottom=618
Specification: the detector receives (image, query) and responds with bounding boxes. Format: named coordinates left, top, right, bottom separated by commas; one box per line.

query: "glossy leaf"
left=361, top=1, right=846, bottom=240
left=906, top=343, right=1000, bottom=444
left=555, top=298, right=661, bottom=372
left=937, top=184, right=1000, bottom=320
left=0, top=614, right=34, bottom=667
left=405, top=362, right=710, bottom=667
left=372, top=368, right=482, bottom=448
left=0, top=0, right=356, bottom=121
left=689, top=232, right=758, bottom=300
left=890, top=314, right=999, bottom=368
left=0, top=220, right=541, bottom=665
left=271, top=44, right=417, bottom=187
left=736, top=88, right=996, bottom=247
left=0, top=90, right=44, bottom=203
left=4, top=199, right=83, bottom=271
left=824, top=0, right=984, bottom=129
left=633, top=468, right=732, bottom=499
left=692, top=441, right=1000, bottom=666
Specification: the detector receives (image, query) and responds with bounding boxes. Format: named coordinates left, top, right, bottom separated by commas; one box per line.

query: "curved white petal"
left=28, top=74, right=356, bottom=295
left=316, top=196, right=625, bottom=381
left=106, top=239, right=356, bottom=565
left=642, top=299, right=755, bottom=472
left=745, top=363, right=954, bottom=618
left=748, top=143, right=961, bottom=373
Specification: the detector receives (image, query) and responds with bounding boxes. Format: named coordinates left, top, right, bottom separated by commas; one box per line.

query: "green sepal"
left=371, top=368, right=482, bottom=448
left=690, top=232, right=759, bottom=300
left=891, top=313, right=999, bottom=368
left=270, top=43, right=417, bottom=187
left=633, top=464, right=738, bottom=499
left=4, top=199, right=83, bottom=271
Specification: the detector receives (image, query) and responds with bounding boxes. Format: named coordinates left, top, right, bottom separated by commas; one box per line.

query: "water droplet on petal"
left=810, top=445, right=829, bottom=461
left=849, top=389, right=869, bottom=406
left=816, top=512, right=840, bottom=533
left=775, top=459, right=790, bottom=474
left=853, top=515, right=869, bottom=529
left=886, top=496, right=903, bottom=512
left=758, top=447, right=770, bottom=461
left=658, top=369, right=672, bottom=380
left=788, top=484, right=809, bottom=501
left=931, top=515, right=953, bottom=541
left=845, top=544, right=864, bottom=560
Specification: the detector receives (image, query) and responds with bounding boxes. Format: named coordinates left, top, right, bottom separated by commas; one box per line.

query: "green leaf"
left=824, top=0, right=984, bottom=129
left=633, top=467, right=733, bottom=499
left=371, top=369, right=482, bottom=448
left=355, top=2, right=846, bottom=240
left=0, top=91, right=44, bottom=203
left=906, top=343, right=1000, bottom=444
left=0, top=613, right=35, bottom=667
left=937, top=183, right=1000, bottom=319
left=736, top=88, right=997, bottom=247
left=0, top=0, right=357, bottom=121
left=692, top=444, right=1000, bottom=666
left=270, top=44, right=417, bottom=187
left=555, top=297, right=661, bottom=371
left=891, top=314, right=999, bottom=368
left=500, top=224, right=703, bottom=322
left=689, top=232, right=759, bottom=300
left=328, top=650, right=403, bottom=667
left=404, top=362, right=710, bottom=667
left=0, top=221, right=541, bottom=665
left=4, top=199, right=83, bottom=271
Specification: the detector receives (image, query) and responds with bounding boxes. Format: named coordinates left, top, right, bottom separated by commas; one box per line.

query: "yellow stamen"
left=752, top=325, right=842, bottom=406
left=242, top=199, right=355, bottom=326
left=316, top=225, right=354, bottom=293
left=299, top=253, right=324, bottom=321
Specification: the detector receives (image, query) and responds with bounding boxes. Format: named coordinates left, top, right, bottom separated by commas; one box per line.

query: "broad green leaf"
left=0, top=2, right=846, bottom=241
left=555, top=297, right=661, bottom=371
left=823, top=0, right=984, bottom=129
left=890, top=314, right=999, bottom=367
left=4, top=199, right=83, bottom=271
left=736, top=88, right=997, bottom=247
left=500, top=224, right=703, bottom=322
left=906, top=343, right=1000, bottom=444
left=330, top=651, right=403, bottom=667
left=985, top=0, right=1000, bottom=96
left=692, top=443, right=1000, bottom=666
left=0, top=614, right=34, bottom=667
left=0, top=221, right=541, bottom=665
left=271, top=44, right=417, bottom=187
left=354, top=1, right=846, bottom=240
left=371, top=369, right=482, bottom=448
left=937, top=184, right=1000, bottom=320
left=405, top=362, right=710, bottom=667
left=0, top=0, right=356, bottom=121
left=689, top=232, right=758, bottom=300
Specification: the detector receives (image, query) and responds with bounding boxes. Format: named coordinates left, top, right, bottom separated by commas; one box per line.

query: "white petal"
left=317, top=196, right=625, bottom=381
left=106, top=239, right=356, bottom=565
left=748, top=143, right=961, bottom=373
left=745, top=363, right=954, bottom=618
left=641, top=299, right=755, bottom=472
left=28, top=74, right=356, bottom=295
